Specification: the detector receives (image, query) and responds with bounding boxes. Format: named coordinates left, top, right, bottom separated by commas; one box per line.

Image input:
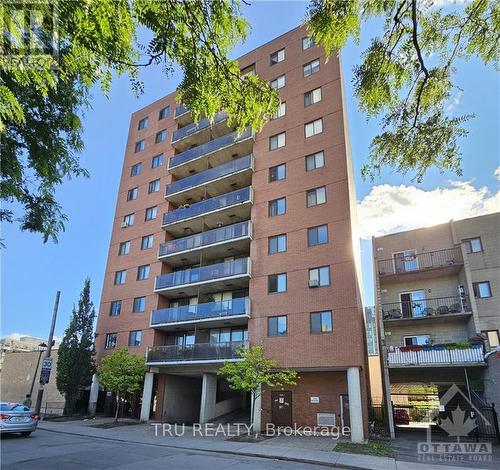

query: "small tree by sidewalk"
left=218, top=345, right=298, bottom=432
left=98, top=348, right=146, bottom=422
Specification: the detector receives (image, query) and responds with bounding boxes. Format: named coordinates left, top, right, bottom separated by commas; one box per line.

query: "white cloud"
left=495, top=166, right=500, bottom=181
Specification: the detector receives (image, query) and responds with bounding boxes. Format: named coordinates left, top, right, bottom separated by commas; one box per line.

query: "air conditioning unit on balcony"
left=309, top=279, right=320, bottom=288
left=120, top=221, right=129, bottom=228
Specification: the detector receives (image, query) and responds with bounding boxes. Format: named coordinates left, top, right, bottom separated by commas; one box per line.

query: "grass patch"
left=335, top=441, right=395, bottom=458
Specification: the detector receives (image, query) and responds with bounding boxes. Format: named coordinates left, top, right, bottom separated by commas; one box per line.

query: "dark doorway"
left=340, top=394, right=350, bottom=428
left=271, top=391, right=292, bottom=427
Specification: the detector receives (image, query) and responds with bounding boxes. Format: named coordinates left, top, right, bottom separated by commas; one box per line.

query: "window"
left=152, top=154, right=164, bottom=168
left=130, top=162, right=142, bottom=176
left=268, top=315, right=287, bottom=336
left=308, top=225, right=328, bottom=246
left=310, top=311, right=333, bottom=334
left=269, top=234, right=287, bottom=254
left=307, top=186, right=327, bottom=207
left=127, top=187, right=138, bottom=201
left=269, top=132, right=286, bottom=150
left=128, top=330, right=142, bottom=347
left=302, top=36, right=315, bottom=50
left=305, top=118, right=323, bottom=138
left=269, top=163, right=286, bottom=182
left=309, top=266, right=330, bottom=287
left=306, top=151, right=325, bottom=171
left=209, top=327, right=248, bottom=343
left=137, top=265, right=150, bottom=281
left=404, top=335, right=430, bottom=346
left=105, top=333, right=117, bottom=349
left=134, top=140, right=145, bottom=153
left=148, top=179, right=161, bottom=193
left=159, top=106, right=169, bottom=120
left=133, top=296, right=146, bottom=313
left=270, top=74, right=285, bottom=89
left=109, top=301, right=122, bottom=316
left=122, top=213, right=134, bottom=227
left=473, top=281, right=492, bottom=298
left=241, top=64, right=255, bottom=78
left=118, top=241, right=130, bottom=256
left=155, top=129, right=167, bottom=143
left=141, top=234, right=154, bottom=250
left=271, top=102, right=286, bottom=120
left=483, top=330, right=500, bottom=348
left=270, top=48, right=285, bottom=65
left=268, top=273, right=287, bottom=293
left=304, top=87, right=322, bottom=107
left=114, top=270, right=126, bottom=285
left=145, top=206, right=157, bottom=221
left=137, top=117, right=148, bottom=130
left=268, top=197, right=286, bottom=217
left=303, top=59, right=320, bottom=77
left=464, top=237, right=483, bottom=253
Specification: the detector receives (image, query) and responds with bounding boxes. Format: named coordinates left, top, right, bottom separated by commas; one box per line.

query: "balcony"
left=146, top=341, right=247, bottom=365
left=154, top=257, right=251, bottom=297
left=168, top=128, right=255, bottom=178
left=174, top=105, right=190, bottom=125
left=165, top=154, right=253, bottom=205
left=151, top=297, right=250, bottom=330
left=162, top=186, right=252, bottom=237
left=158, top=220, right=252, bottom=267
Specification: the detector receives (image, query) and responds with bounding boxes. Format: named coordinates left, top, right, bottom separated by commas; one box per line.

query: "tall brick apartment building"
left=91, top=26, right=367, bottom=441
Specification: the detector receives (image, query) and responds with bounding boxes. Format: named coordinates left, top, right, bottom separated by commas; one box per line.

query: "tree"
left=98, top=348, right=147, bottom=421
left=217, top=346, right=299, bottom=431
left=56, top=278, right=96, bottom=415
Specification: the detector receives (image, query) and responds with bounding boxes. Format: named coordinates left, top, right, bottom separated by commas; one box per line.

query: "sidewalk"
left=37, top=418, right=481, bottom=470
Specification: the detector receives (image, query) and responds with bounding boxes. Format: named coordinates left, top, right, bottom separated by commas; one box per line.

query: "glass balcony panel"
left=147, top=341, right=247, bottom=363
left=174, top=105, right=189, bottom=118
left=172, top=111, right=227, bottom=143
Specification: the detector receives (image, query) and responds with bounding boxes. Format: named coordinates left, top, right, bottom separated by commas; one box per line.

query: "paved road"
left=1, top=429, right=326, bottom=470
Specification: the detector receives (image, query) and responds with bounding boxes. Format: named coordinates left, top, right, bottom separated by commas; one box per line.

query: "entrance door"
left=340, top=394, right=350, bottom=428
left=271, top=391, right=292, bottom=427
left=400, top=291, right=426, bottom=318
left=393, top=250, right=418, bottom=273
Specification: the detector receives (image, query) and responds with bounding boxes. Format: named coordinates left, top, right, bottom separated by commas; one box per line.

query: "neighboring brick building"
left=92, top=25, right=367, bottom=441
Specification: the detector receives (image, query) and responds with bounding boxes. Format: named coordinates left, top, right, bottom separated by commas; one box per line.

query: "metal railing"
left=162, top=186, right=251, bottom=226
left=168, top=128, right=254, bottom=169
left=146, top=341, right=247, bottom=363
left=159, top=220, right=251, bottom=257
left=377, top=247, right=463, bottom=276
left=387, top=345, right=484, bottom=366
left=174, top=105, right=189, bottom=119
left=166, top=155, right=253, bottom=197
left=171, top=111, right=227, bottom=143
left=151, top=297, right=250, bottom=325
left=382, top=295, right=469, bottom=320
left=155, top=258, right=250, bottom=291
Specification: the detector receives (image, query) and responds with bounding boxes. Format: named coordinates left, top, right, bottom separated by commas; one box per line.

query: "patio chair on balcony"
left=386, top=308, right=402, bottom=319
left=448, top=303, right=462, bottom=314
left=421, top=307, right=435, bottom=317
left=437, top=305, right=449, bottom=315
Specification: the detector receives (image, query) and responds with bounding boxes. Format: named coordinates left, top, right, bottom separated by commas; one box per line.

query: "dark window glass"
left=130, top=163, right=142, bottom=176
left=268, top=316, right=287, bottom=336
left=308, top=225, right=328, bottom=246
left=269, top=163, right=286, bottom=182
left=159, top=106, right=169, bottom=120
left=268, top=273, right=287, bottom=293
left=109, top=301, right=122, bottom=316
left=310, top=311, right=333, bottom=333
left=269, top=198, right=286, bottom=217
left=133, top=297, right=146, bottom=313
left=269, top=234, right=287, bottom=254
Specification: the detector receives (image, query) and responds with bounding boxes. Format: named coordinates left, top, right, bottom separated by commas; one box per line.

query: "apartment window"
left=303, top=59, right=320, bottom=77
left=137, top=265, right=150, bottom=281
left=269, top=132, right=285, bottom=150
left=122, top=213, right=134, bottom=227
left=268, top=234, right=287, bottom=254
left=134, top=140, right=145, bottom=153
left=309, top=266, right=330, bottom=287
left=404, top=335, right=430, bottom=346
left=209, top=327, right=247, bottom=343
left=141, top=234, right=154, bottom=250
left=307, top=186, right=327, bottom=207
left=306, top=151, right=325, bottom=171
left=308, top=225, right=328, bottom=246
left=270, top=48, right=285, bottom=65
left=133, top=296, right=146, bottom=313
left=159, top=106, right=169, bottom=120
left=130, top=162, right=142, bottom=176
left=305, top=118, right=323, bottom=138
left=269, top=163, right=286, bottom=182
left=473, top=281, right=492, bottom=298
left=268, top=197, right=286, bottom=217
left=483, top=330, right=500, bottom=348
left=148, top=179, right=161, bottom=193
left=302, top=36, right=315, bottom=50
left=118, top=241, right=130, bottom=255
left=127, top=187, right=138, bottom=201
left=271, top=102, right=286, bottom=120
left=270, top=74, right=285, bottom=89
left=105, top=333, right=117, bottom=349
left=109, top=301, right=122, bottom=316
left=114, top=270, right=126, bottom=285
left=464, top=237, right=483, bottom=253
left=128, top=330, right=142, bottom=347
left=145, top=206, right=157, bottom=221
left=310, top=311, right=333, bottom=334
left=268, top=273, right=287, bottom=293
left=304, top=87, right=322, bottom=107
left=155, top=129, right=167, bottom=143
left=137, top=117, right=148, bottom=130
left=152, top=154, right=164, bottom=168
left=268, top=315, right=287, bottom=337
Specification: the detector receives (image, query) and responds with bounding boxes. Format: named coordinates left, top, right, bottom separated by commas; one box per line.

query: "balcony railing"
left=151, top=297, right=250, bottom=326
left=159, top=221, right=251, bottom=258
left=155, top=257, right=250, bottom=291
left=387, top=345, right=484, bottom=366
left=174, top=105, right=189, bottom=119
left=378, top=247, right=463, bottom=277
left=168, top=128, right=254, bottom=170
left=382, top=295, right=469, bottom=320
left=171, top=111, right=227, bottom=143
left=166, top=155, right=253, bottom=197
left=146, top=341, right=247, bottom=363
left=162, top=186, right=251, bottom=226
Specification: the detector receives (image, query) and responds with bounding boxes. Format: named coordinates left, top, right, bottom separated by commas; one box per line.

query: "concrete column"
left=87, top=373, right=99, bottom=416
left=140, top=372, right=155, bottom=422
left=347, top=367, right=364, bottom=443
left=251, top=385, right=262, bottom=433
left=199, top=373, right=217, bottom=423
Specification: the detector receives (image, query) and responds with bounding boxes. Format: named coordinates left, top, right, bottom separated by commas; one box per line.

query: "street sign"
left=40, top=357, right=53, bottom=384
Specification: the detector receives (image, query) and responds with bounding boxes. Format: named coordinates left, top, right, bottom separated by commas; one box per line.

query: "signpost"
left=40, top=357, right=53, bottom=384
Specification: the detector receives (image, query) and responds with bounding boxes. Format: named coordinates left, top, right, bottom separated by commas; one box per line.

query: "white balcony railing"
left=387, top=346, right=484, bottom=366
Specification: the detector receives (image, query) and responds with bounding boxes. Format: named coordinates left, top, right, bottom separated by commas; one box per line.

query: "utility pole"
left=34, top=290, right=60, bottom=416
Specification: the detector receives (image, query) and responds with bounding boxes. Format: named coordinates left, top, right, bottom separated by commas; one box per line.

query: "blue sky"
left=2, top=1, right=498, bottom=340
